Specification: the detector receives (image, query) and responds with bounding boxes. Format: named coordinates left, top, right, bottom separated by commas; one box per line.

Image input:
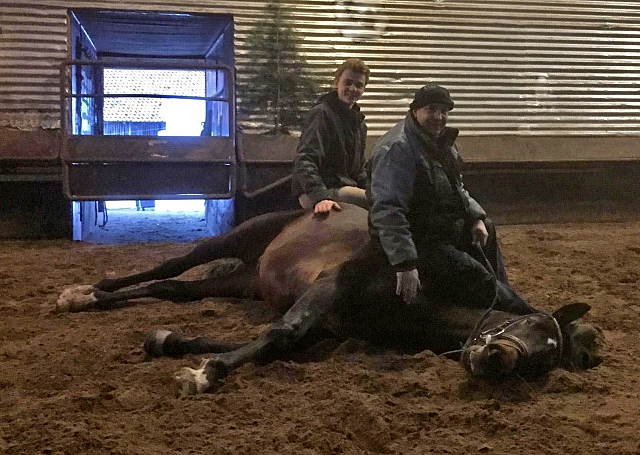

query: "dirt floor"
left=1, top=214, right=640, bottom=455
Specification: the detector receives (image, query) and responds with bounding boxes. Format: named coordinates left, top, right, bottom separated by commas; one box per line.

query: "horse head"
left=461, top=302, right=603, bottom=378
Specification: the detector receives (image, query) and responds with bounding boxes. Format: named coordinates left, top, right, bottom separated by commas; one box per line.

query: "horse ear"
left=552, top=302, right=592, bottom=327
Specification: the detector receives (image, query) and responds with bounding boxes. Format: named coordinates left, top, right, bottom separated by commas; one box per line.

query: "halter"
left=465, top=312, right=564, bottom=369
left=471, top=314, right=535, bottom=357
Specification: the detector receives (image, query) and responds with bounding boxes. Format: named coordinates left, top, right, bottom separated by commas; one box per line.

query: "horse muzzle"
left=462, top=338, right=522, bottom=377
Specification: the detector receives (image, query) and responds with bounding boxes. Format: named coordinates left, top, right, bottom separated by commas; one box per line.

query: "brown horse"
left=57, top=204, right=603, bottom=395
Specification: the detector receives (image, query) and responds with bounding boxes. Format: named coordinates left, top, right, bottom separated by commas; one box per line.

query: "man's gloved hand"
left=395, top=268, right=422, bottom=304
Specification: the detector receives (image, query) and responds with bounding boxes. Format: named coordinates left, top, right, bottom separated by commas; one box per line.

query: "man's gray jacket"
left=367, top=112, right=486, bottom=271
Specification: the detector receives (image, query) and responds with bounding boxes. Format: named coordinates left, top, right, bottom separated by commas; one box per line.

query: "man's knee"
left=298, top=194, right=313, bottom=210
left=420, top=250, right=496, bottom=307
left=421, top=244, right=490, bottom=283
left=483, top=218, right=497, bottom=240
left=335, top=186, right=369, bottom=209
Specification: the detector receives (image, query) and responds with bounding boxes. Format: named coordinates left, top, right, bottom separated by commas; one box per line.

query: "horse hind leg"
left=92, top=239, right=238, bottom=293
left=93, top=209, right=304, bottom=293
left=58, top=266, right=260, bottom=312
left=91, top=238, right=243, bottom=293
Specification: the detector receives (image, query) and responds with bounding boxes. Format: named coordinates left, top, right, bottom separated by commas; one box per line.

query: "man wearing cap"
left=364, top=85, right=533, bottom=314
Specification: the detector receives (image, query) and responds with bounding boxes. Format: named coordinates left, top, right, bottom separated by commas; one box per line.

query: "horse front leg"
left=56, top=267, right=260, bottom=312
left=144, top=330, right=246, bottom=358
left=173, top=275, right=338, bottom=396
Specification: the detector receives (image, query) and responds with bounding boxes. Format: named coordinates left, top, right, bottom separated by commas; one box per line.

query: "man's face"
left=413, top=103, right=450, bottom=137
left=334, top=69, right=367, bottom=108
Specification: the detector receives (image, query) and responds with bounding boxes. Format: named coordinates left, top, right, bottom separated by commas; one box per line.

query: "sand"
left=1, top=220, right=639, bottom=455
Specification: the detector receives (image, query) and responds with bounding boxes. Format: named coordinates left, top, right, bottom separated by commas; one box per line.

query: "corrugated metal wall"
left=2, top=0, right=640, bottom=136
left=0, top=3, right=68, bottom=129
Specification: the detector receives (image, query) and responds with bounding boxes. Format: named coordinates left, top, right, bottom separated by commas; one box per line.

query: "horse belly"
left=258, top=204, right=369, bottom=312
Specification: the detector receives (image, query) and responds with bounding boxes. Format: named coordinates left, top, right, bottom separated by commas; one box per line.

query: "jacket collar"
left=319, top=90, right=365, bottom=123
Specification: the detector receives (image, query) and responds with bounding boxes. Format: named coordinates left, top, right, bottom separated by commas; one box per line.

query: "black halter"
left=464, top=312, right=564, bottom=369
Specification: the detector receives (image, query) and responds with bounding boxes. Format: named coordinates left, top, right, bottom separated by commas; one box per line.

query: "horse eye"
left=578, top=329, right=597, bottom=346
left=580, top=336, right=593, bottom=348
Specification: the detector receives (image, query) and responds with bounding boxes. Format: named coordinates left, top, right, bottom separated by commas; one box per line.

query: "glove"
left=395, top=268, right=422, bottom=304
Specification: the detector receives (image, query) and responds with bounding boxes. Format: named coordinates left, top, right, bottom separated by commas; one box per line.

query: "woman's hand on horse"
left=314, top=200, right=342, bottom=214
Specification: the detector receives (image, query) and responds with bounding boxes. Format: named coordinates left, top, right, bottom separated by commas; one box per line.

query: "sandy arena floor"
left=1, top=216, right=640, bottom=455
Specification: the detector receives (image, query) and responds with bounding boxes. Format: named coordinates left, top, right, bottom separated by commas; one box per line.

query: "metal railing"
left=60, top=58, right=235, bottom=138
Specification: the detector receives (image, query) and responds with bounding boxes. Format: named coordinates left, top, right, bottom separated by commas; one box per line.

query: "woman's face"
left=334, top=69, right=367, bottom=108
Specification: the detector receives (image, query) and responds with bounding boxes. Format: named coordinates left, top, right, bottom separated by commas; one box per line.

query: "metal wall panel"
left=2, top=0, right=640, bottom=137
left=0, top=3, right=68, bottom=129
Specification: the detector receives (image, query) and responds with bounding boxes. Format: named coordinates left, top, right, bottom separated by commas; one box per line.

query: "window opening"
left=103, top=68, right=206, bottom=136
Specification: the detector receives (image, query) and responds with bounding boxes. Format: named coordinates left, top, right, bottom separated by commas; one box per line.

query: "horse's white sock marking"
left=152, top=330, right=173, bottom=345
left=175, top=364, right=210, bottom=395
left=56, top=285, right=98, bottom=312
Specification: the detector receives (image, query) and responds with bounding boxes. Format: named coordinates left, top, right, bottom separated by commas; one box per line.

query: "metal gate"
left=60, top=59, right=236, bottom=200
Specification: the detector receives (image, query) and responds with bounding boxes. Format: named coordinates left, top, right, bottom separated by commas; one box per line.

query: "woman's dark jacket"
left=367, top=112, right=486, bottom=270
left=291, top=90, right=367, bottom=206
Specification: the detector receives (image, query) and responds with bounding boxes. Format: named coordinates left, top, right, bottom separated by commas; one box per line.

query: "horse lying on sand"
left=58, top=204, right=603, bottom=395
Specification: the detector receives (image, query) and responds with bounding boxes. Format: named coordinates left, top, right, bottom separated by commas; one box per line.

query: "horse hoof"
left=56, top=285, right=97, bottom=313
left=173, top=364, right=210, bottom=397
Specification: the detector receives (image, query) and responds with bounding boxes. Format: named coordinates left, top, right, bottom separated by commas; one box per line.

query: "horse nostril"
left=581, top=353, right=590, bottom=368
left=482, top=349, right=504, bottom=375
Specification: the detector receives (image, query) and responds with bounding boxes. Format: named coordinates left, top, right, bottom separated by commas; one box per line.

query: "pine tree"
left=239, top=1, right=320, bottom=134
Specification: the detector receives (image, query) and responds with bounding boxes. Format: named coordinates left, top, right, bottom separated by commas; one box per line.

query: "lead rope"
left=460, top=241, right=501, bottom=352
left=439, top=241, right=500, bottom=357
